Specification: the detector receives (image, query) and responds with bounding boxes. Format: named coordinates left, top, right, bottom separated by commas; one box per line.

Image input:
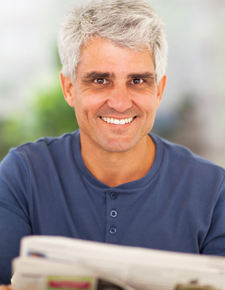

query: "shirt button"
left=109, top=227, right=117, bottom=235
left=110, top=192, right=118, bottom=199
left=110, top=210, right=118, bottom=218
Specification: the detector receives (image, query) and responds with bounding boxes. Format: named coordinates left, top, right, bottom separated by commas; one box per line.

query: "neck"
left=80, top=133, right=156, bottom=187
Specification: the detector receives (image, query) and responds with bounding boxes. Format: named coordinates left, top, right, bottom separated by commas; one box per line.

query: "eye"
left=94, top=78, right=107, bottom=84
left=131, top=79, right=144, bottom=85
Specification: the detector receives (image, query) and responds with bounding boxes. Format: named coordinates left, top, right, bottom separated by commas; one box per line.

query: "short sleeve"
left=0, top=150, right=32, bottom=284
left=201, top=178, right=225, bottom=256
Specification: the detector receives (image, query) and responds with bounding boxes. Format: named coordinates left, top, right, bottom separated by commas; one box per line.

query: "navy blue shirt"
left=0, top=130, right=225, bottom=284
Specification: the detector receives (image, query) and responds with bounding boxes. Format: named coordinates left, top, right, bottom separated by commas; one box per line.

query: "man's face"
left=61, top=38, right=166, bottom=153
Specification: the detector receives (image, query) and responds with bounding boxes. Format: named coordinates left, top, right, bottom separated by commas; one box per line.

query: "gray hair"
left=58, top=0, right=168, bottom=83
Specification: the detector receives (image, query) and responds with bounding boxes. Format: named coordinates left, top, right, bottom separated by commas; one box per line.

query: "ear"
left=156, top=74, right=167, bottom=109
left=60, top=71, right=75, bottom=107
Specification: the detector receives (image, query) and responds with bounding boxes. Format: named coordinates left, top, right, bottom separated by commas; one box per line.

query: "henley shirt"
left=0, top=130, right=225, bottom=284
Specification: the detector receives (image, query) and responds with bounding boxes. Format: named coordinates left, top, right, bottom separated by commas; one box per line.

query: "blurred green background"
left=0, top=53, right=78, bottom=160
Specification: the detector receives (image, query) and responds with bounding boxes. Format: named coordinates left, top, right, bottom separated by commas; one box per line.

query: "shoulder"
left=10, top=130, right=79, bottom=158
left=15, top=130, right=79, bottom=153
left=0, top=130, right=80, bottom=174
left=152, top=133, right=224, bottom=167
left=151, top=133, right=225, bottom=182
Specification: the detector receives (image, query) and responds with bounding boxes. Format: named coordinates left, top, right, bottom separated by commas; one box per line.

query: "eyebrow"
left=82, top=71, right=155, bottom=80
left=83, top=72, right=116, bottom=80
left=127, top=72, right=155, bottom=79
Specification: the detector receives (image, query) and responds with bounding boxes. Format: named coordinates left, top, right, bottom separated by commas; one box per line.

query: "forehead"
left=77, top=37, right=155, bottom=76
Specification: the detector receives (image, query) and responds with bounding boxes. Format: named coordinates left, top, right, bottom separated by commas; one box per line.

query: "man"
left=0, top=0, right=225, bottom=286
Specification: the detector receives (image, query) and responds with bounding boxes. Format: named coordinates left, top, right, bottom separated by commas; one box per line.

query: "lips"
left=100, top=116, right=136, bottom=125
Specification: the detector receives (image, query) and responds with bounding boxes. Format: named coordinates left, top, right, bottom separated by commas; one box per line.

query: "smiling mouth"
left=100, top=116, right=136, bottom=125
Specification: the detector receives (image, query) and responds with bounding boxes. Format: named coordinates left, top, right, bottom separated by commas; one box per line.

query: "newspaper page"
left=13, top=257, right=135, bottom=290
left=13, top=235, right=225, bottom=290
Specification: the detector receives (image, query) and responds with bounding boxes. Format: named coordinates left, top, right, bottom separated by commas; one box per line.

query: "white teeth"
left=101, top=117, right=135, bottom=125
left=120, top=119, right=125, bottom=125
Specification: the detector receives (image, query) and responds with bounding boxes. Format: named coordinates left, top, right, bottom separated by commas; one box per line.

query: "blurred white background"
left=0, top=0, right=225, bottom=166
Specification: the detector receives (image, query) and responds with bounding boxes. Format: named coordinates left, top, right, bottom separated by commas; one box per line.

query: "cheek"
left=77, top=91, right=108, bottom=113
left=135, top=94, right=158, bottom=113
left=74, top=91, right=107, bottom=125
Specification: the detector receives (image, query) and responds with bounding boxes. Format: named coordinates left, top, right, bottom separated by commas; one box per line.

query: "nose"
left=107, top=84, right=132, bottom=112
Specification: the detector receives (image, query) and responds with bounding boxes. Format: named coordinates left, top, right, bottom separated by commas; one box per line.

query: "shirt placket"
left=105, top=190, right=119, bottom=242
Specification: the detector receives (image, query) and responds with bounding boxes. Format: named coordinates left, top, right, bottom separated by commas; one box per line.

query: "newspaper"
left=12, top=257, right=135, bottom=290
left=12, top=236, right=225, bottom=290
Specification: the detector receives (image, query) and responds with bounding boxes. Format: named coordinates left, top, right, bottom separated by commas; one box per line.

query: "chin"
left=98, top=139, right=137, bottom=153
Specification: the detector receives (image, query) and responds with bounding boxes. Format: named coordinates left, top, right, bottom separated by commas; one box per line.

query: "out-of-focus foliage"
left=0, top=81, right=79, bottom=161
left=0, top=48, right=78, bottom=161
left=33, top=81, right=78, bottom=138
left=0, top=117, right=25, bottom=160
